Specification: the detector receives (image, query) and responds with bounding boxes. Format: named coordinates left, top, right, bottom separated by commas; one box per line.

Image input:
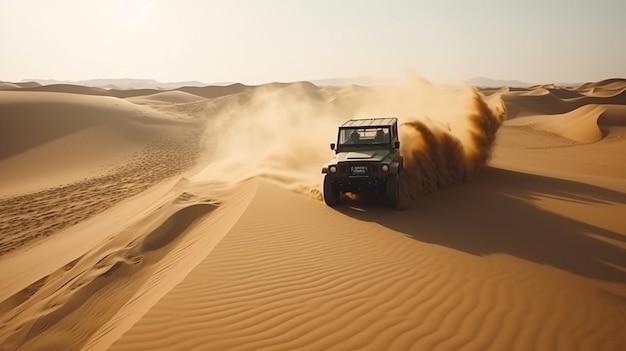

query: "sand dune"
left=0, top=76, right=625, bottom=350
left=0, top=179, right=254, bottom=350
left=503, top=80, right=626, bottom=118
left=2, top=84, right=114, bottom=97
left=581, top=86, right=626, bottom=99
left=0, top=83, right=21, bottom=90
left=505, top=104, right=607, bottom=144
left=10, top=82, right=42, bottom=89
left=3, top=83, right=161, bottom=99
left=108, top=176, right=626, bottom=351
left=576, top=78, right=626, bottom=91
left=0, top=90, right=204, bottom=255
left=127, top=91, right=206, bottom=104
left=3, top=82, right=250, bottom=100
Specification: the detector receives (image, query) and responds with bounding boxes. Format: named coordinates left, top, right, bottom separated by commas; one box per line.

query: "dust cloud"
left=397, top=89, right=507, bottom=207
left=192, top=73, right=507, bottom=206
left=193, top=82, right=341, bottom=199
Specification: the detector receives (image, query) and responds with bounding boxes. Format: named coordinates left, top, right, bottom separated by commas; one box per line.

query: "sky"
left=1, top=0, right=625, bottom=85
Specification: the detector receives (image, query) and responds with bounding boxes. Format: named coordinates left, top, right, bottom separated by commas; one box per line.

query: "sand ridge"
left=0, top=179, right=257, bottom=350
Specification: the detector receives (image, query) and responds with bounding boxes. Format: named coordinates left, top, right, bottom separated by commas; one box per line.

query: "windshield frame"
left=336, top=126, right=392, bottom=151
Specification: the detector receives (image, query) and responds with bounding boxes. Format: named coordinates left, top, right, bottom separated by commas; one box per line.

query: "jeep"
left=322, top=118, right=403, bottom=208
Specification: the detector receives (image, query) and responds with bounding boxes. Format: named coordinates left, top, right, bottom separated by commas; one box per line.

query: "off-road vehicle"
left=322, top=118, right=403, bottom=208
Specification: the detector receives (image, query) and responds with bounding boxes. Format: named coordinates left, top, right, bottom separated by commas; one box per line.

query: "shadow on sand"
left=334, top=167, right=626, bottom=283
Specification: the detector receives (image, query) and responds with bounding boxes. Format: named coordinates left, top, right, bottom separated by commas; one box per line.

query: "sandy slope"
left=0, top=179, right=256, bottom=351
left=0, top=89, right=204, bottom=255
left=106, top=177, right=626, bottom=351
left=0, top=78, right=625, bottom=351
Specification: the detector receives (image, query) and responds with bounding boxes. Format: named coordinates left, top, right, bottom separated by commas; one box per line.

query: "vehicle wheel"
left=323, top=175, right=340, bottom=206
left=385, top=174, right=399, bottom=208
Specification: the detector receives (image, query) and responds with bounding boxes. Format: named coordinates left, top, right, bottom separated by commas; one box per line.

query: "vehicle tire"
left=323, top=175, right=340, bottom=206
left=385, top=174, right=399, bottom=208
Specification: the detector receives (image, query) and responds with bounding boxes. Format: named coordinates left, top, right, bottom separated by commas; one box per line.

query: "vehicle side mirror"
left=394, top=141, right=400, bottom=149
left=330, top=143, right=336, bottom=150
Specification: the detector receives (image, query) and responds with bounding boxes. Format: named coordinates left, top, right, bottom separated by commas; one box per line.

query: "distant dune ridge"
left=17, top=78, right=208, bottom=90
left=0, top=75, right=625, bottom=350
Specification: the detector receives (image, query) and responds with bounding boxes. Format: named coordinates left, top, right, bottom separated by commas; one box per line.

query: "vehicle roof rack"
left=340, top=118, right=397, bottom=128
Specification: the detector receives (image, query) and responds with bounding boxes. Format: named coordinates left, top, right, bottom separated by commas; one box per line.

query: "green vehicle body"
left=322, top=118, right=403, bottom=208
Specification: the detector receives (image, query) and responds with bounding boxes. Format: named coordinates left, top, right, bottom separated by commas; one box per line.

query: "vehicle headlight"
left=381, top=165, right=389, bottom=172
left=329, top=165, right=337, bottom=173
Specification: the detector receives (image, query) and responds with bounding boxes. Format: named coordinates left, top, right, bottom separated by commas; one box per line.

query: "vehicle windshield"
left=338, top=127, right=391, bottom=147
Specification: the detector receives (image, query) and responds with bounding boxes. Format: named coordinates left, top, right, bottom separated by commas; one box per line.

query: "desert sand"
left=0, top=76, right=625, bottom=350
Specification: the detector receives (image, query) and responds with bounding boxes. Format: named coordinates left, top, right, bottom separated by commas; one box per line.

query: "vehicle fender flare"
left=389, top=161, right=402, bottom=174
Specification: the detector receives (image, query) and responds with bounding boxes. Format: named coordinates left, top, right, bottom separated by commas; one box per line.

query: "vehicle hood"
left=335, top=150, right=391, bottom=163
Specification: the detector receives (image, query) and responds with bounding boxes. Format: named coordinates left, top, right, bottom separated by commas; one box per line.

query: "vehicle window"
left=339, top=127, right=390, bottom=145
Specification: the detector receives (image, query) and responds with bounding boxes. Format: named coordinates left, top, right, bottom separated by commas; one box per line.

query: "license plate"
left=350, top=165, right=368, bottom=175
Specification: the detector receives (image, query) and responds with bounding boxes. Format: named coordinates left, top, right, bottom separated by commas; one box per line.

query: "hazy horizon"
left=1, top=0, right=625, bottom=85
